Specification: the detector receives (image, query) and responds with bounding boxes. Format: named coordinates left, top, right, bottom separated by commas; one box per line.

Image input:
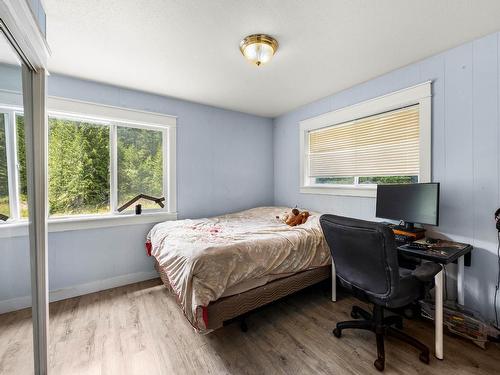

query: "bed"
left=146, top=206, right=332, bottom=333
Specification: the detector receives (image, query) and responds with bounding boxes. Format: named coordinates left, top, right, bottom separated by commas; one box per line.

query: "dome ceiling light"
left=239, top=34, right=279, bottom=66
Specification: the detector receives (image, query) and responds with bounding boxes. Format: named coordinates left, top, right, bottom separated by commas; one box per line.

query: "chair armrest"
left=411, top=262, right=442, bottom=282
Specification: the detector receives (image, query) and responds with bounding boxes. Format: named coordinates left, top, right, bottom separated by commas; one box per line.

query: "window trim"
left=299, top=81, right=432, bottom=197
left=0, top=90, right=177, bottom=232
left=0, top=211, right=177, bottom=238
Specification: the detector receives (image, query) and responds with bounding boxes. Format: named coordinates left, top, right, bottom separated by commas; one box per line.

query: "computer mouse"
left=426, top=238, right=439, bottom=244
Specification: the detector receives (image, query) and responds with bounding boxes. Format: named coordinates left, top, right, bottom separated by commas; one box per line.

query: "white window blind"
left=307, top=105, right=420, bottom=178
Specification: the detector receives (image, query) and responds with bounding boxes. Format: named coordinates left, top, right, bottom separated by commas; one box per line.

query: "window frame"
left=299, top=82, right=432, bottom=197
left=0, top=91, right=177, bottom=235
left=112, top=120, right=169, bottom=214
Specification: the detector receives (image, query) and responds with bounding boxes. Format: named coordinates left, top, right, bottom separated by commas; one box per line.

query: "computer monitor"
left=376, top=183, right=439, bottom=230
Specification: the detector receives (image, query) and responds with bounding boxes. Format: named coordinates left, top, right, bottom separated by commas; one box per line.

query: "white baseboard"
left=0, top=295, right=32, bottom=315
left=0, top=270, right=159, bottom=315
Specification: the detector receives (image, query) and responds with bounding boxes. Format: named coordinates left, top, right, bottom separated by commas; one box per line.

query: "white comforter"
left=147, top=207, right=330, bottom=332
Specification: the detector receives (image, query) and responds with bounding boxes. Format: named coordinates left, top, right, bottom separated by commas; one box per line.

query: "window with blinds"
left=307, top=105, right=420, bottom=185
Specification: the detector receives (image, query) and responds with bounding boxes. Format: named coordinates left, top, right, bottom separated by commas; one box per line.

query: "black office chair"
left=320, top=214, right=441, bottom=371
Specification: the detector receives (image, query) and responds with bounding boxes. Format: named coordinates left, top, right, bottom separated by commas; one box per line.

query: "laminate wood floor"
left=1, top=278, right=499, bottom=375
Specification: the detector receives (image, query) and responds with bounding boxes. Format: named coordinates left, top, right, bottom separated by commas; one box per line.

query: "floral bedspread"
left=147, top=207, right=330, bottom=332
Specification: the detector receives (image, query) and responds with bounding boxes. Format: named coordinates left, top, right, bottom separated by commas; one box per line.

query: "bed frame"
left=155, top=260, right=331, bottom=331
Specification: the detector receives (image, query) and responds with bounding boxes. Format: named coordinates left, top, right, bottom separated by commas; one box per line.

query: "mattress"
left=147, top=206, right=331, bottom=332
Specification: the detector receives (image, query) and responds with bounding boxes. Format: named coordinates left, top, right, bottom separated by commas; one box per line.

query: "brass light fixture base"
left=239, top=34, right=279, bottom=66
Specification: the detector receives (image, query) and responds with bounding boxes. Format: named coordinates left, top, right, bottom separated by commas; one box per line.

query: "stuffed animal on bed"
left=277, top=208, right=310, bottom=226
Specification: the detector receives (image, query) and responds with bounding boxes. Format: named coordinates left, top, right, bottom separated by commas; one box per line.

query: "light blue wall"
left=0, top=224, right=155, bottom=307
left=0, top=72, right=273, bottom=310
left=49, top=74, right=274, bottom=219
left=273, top=32, right=500, bottom=322
left=27, top=0, right=46, bottom=36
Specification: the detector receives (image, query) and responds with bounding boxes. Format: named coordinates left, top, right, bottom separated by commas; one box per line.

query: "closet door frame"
left=23, top=65, right=49, bottom=375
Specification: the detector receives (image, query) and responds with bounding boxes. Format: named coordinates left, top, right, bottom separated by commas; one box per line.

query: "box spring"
left=155, top=260, right=330, bottom=331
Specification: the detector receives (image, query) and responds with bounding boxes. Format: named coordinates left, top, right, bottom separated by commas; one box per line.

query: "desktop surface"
left=397, top=239, right=473, bottom=265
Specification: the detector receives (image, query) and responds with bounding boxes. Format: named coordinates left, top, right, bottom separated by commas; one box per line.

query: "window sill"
left=300, top=185, right=377, bottom=197
left=0, top=211, right=177, bottom=238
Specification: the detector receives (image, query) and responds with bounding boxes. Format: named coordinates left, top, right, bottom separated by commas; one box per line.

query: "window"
left=16, top=114, right=28, bottom=218
left=117, top=126, right=164, bottom=211
left=48, top=116, right=110, bottom=216
left=300, top=82, right=431, bottom=197
left=0, top=108, right=24, bottom=221
left=0, top=95, right=176, bottom=230
left=0, top=113, right=9, bottom=218
left=309, top=105, right=420, bottom=185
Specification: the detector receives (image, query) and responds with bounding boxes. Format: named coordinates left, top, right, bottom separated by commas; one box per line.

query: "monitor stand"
left=392, top=221, right=425, bottom=233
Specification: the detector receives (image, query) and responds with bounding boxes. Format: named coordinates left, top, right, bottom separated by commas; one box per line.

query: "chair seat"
left=339, top=268, right=425, bottom=309
left=384, top=269, right=423, bottom=308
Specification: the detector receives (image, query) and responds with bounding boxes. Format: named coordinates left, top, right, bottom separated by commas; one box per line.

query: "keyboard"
left=394, top=234, right=413, bottom=242
left=405, top=242, right=429, bottom=250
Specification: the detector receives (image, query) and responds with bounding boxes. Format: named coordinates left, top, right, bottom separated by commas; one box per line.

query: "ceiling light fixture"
left=239, top=34, right=278, bottom=66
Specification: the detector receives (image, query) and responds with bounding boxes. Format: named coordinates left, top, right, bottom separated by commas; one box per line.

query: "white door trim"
left=23, top=65, right=49, bottom=375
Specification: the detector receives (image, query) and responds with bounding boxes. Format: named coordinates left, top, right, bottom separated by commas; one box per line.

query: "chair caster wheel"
left=374, top=358, right=385, bottom=371
left=351, top=310, right=360, bottom=319
left=333, top=328, right=342, bottom=338
left=419, top=352, right=430, bottom=364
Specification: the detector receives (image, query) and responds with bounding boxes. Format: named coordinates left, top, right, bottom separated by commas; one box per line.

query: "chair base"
left=333, top=305, right=430, bottom=371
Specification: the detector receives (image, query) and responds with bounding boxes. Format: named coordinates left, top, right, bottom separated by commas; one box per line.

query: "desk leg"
left=331, top=261, right=337, bottom=302
left=435, top=269, right=444, bottom=360
left=457, top=256, right=465, bottom=306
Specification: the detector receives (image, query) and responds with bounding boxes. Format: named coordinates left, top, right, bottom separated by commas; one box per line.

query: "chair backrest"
left=320, top=214, right=400, bottom=301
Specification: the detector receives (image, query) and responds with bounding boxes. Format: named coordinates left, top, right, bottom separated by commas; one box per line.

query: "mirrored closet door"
left=0, top=15, right=49, bottom=373
left=0, top=29, right=35, bottom=374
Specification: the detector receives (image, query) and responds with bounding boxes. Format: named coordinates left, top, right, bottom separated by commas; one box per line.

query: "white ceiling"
left=44, top=0, right=500, bottom=117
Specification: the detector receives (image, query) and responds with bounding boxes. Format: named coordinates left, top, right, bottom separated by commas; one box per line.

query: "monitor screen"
left=376, top=183, right=439, bottom=226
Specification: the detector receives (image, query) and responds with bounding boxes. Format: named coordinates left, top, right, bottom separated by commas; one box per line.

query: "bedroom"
left=1, top=0, right=500, bottom=374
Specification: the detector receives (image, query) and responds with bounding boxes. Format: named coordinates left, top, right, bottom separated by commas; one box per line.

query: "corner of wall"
left=271, top=116, right=278, bottom=206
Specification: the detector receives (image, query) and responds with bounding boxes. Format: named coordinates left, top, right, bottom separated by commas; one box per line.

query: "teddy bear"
left=277, top=208, right=310, bottom=226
